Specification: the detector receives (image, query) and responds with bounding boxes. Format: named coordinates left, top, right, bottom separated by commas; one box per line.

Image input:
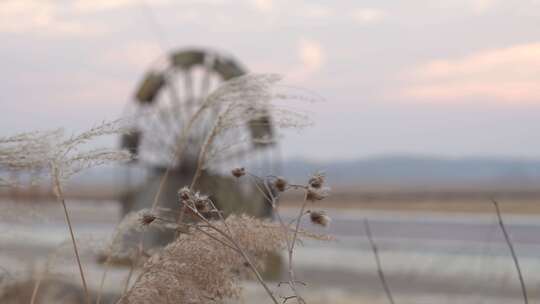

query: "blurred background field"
left=2, top=160, right=540, bottom=303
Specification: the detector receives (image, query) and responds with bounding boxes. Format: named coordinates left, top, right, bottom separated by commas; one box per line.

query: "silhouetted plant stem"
left=53, top=172, right=90, bottom=304
left=364, top=219, right=395, bottom=304
left=492, top=199, right=528, bottom=304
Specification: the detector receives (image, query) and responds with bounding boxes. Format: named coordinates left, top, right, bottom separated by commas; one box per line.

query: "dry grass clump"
left=119, top=215, right=288, bottom=304
left=1, top=73, right=330, bottom=304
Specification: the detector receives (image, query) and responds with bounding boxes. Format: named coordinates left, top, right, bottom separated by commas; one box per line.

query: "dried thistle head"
left=177, top=186, right=192, bottom=202
left=274, top=176, right=288, bottom=192
left=309, top=210, right=331, bottom=227
left=102, top=209, right=163, bottom=263
left=139, top=211, right=157, bottom=226
left=306, top=186, right=330, bottom=202
left=177, top=187, right=215, bottom=217
left=193, top=193, right=211, bottom=213
left=308, top=172, right=325, bottom=189
left=231, top=167, right=246, bottom=178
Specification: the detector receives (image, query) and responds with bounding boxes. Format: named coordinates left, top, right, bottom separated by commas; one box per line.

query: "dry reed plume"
left=0, top=119, right=131, bottom=185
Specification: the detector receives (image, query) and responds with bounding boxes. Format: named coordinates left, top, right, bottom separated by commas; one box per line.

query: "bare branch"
left=364, top=219, right=395, bottom=304
left=492, top=199, right=528, bottom=304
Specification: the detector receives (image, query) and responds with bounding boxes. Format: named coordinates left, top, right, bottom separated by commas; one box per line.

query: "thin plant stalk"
left=29, top=271, right=45, bottom=304
left=147, top=96, right=210, bottom=210
left=189, top=105, right=232, bottom=190
left=364, top=219, right=395, bottom=304
left=96, top=225, right=129, bottom=304
left=30, top=245, right=62, bottom=304
left=285, top=192, right=308, bottom=304
left=95, top=258, right=110, bottom=304
left=492, top=199, right=528, bottom=304
left=256, top=175, right=307, bottom=304
left=149, top=91, right=212, bottom=212
left=30, top=239, right=70, bottom=304
left=52, top=172, right=90, bottom=304
left=150, top=169, right=171, bottom=211
left=123, top=240, right=143, bottom=294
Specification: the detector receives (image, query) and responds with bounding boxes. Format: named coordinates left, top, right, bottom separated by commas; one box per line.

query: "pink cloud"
left=400, top=42, right=540, bottom=103
left=0, top=1, right=106, bottom=36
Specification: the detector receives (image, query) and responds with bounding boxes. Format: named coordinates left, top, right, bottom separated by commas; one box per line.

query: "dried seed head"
left=308, top=172, right=325, bottom=189
left=140, top=212, right=157, bottom=226
left=231, top=167, right=246, bottom=178
left=310, top=210, right=331, bottom=227
left=306, top=186, right=330, bottom=202
left=274, top=177, right=288, bottom=192
left=178, top=186, right=192, bottom=202
left=194, top=195, right=211, bottom=213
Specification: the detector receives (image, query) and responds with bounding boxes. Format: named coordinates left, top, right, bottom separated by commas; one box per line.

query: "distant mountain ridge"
left=62, top=155, right=540, bottom=189
left=280, top=156, right=540, bottom=187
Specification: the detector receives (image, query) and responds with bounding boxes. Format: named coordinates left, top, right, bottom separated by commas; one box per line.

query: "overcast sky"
left=2, top=0, right=540, bottom=161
